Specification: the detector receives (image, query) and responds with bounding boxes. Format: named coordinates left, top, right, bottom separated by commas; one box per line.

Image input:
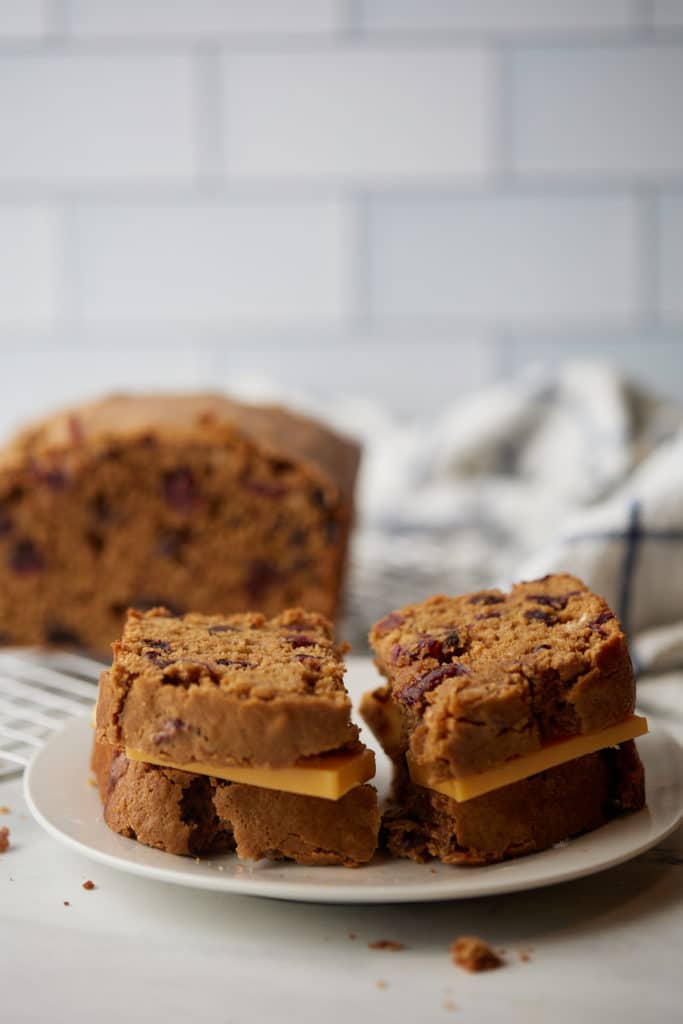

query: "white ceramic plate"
left=24, top=657, right=683, bottom=904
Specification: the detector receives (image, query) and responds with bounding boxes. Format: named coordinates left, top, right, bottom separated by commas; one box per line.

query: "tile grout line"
left=0, top=323, right=682, bottom=352
left=192, top=43, right=224, bottom=190
left=2, top=33, right=683, bottom=57
left=635, top=0, right=657, bottom=35
left=494, top=330, right=518, bottom=379
left=55, top=199, right=82, bottom=336
left=346, top=191, right=372, bottom=333
left=43, top=0, right=69, bottom=41
left=339, top=0, right=360, bottom=38
left=3, top=179, right=683, bottom=204
left=486, top=331, right=509, bottom=382
left=635, top=186, right=660, bottom=328
left=491, top=44, right=513, bottom=185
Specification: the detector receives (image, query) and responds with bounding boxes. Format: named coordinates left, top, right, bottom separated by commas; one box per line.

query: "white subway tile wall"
left=654, top=1, right=683, bottom=29
left=0, top=206, right=62, bottom=325
left=511, top=46, right=683, bottom=177
left=658, top=193, right=683, bottom=320
left=66, top=1, right=342, bottom=38
left=0, top=0, right=681, bottom=431
left=0, top=55, right=196, bottom=183
left=221, top=49, right=494, bottom=181
left=75, top=200, right=350, bottom=324
left=0, top=1, right=46, bottom=39
left=357, top=1, right=638, bottom=35
left=368, top=195, right=639, bottom=324
left=204, top=334, right=497, bottom=414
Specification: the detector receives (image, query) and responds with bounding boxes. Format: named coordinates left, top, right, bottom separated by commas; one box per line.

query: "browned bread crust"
left=91, top=737, right=232, bottom=857
left=381, top=742, right=645, bottom=865
left=212, top=775, right=379, bottom=867
left=369, top=574, right=636, bottom=780
left=0, top=393, right=360, bottom=652
left=96, top=606, right=360, bottom=768
left=92, top=739, right=379, bottom=867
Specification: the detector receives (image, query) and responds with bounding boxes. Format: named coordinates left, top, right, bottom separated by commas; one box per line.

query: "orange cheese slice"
left=407, top=714, right=648, bottom=803
left=124, top=745, right=376, bottom=801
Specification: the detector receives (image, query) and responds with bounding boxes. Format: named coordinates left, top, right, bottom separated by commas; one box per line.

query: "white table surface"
left=2, top=674, right=682, bottom=1024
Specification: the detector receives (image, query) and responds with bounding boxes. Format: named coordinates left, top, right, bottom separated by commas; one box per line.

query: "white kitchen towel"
left=236, top=362, right=683, bottom=691
left=325, top=363, right=683, bottom=684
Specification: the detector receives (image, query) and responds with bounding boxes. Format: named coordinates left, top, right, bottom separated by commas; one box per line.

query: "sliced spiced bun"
left=361, top=574, right=646, bottom=864
left=94, top=606, right=378, bottom=866
left=92, top=574, right=647, bottom=867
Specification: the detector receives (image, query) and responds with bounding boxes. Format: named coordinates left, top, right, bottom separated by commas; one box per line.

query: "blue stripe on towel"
left=565, top=500, right=683, bottom=638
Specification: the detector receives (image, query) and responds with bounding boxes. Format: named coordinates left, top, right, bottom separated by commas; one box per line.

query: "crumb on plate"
left=450, top=936, right=504, bottom=973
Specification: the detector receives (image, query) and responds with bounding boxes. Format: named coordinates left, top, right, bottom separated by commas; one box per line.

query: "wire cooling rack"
left=0, top=649, right=105, bottom=778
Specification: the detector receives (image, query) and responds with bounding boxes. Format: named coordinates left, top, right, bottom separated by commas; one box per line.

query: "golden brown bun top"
left=1, top=392, right=361, bottom=499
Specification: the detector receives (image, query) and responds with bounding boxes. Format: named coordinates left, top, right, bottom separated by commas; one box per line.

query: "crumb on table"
left=368, top=939, right=405, bottom=952
left=0, top=805, right=10, bottom=814
left=375, top=980, right=387, bottom=990
left=82, top=880, right=95, bottom=891
left=0, top=826, right=10, bottom=853
left=348, top=932, right=357, bottom=941
left=450, top=936, right=504, bottom=973
left=63, top=901, right=70, bottom=907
